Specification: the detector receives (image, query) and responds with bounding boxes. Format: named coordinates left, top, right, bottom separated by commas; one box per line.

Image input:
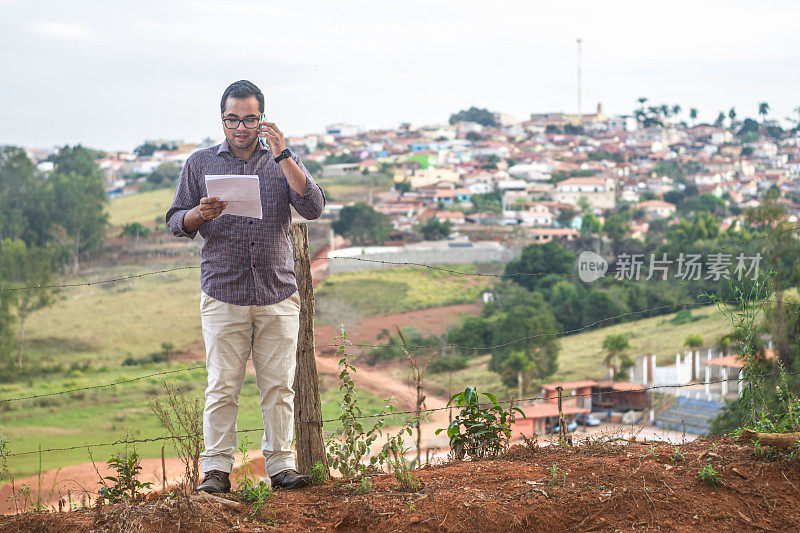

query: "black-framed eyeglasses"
left=222, top=117, right=260, bottom=129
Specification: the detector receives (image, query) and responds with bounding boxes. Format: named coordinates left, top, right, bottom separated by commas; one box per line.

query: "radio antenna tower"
left=576, top=38, right=583, bottom=118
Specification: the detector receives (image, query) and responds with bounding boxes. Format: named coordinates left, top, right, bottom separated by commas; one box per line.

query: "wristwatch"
left=274, top=148, right=291, bottom=163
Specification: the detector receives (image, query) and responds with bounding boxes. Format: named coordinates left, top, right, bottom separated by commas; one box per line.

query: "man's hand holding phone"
left=258, top=115, right=286, bottom=157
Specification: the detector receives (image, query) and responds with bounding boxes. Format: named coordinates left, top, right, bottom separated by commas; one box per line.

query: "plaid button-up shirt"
left=166, top=140, right=326, bottom=306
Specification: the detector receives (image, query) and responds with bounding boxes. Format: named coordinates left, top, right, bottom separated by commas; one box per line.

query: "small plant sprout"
left=234, top=436, right=274, bottom=520
left=98, top=451, right=152, bottom=503
left=353, top=478, right=372, bottom=494
left=698, top=463, right=723, bottom=492
left=548, top=463, right=566, bottom=487
left=670, top=446, right=686, bottom=464
left=309, top=461, right=328, bottom=485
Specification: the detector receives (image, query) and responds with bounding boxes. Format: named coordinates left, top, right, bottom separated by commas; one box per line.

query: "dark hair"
left=220, top=80, right=264, bottom=114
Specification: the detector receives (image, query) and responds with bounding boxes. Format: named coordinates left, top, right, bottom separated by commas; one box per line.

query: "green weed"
left=698, top=463, right=723, bottom=492
left=325, top=326, right=394, bottom=480
left=353, top=478, right=372, bottom=494
left=233, top=436, right=275, bottom=522
left=435, top=386, right=523, bottom=460
left=98, top=451, right=152, bottom=503
left=548, top=463, right=566, bottom=487
left=309, top=461, right=328, bottom=485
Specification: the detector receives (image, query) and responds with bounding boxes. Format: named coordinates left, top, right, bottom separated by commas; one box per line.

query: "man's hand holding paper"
left=204, top=175, right=262, bottom=219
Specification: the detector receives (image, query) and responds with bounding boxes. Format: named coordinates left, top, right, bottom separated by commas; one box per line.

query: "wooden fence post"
left=161, top=444, right=166, bottom=493
left=556, top=386, right=567, bottom=446
left=291, top=223, right=327, bottom=474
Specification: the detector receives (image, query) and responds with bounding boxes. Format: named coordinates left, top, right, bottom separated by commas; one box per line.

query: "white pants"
left=199, top=291, right=300, bottom=477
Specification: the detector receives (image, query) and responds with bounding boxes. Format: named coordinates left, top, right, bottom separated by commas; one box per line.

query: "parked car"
left=551, top=419, right=578, bottom=433
left=575, top=413, right=601, bottom=427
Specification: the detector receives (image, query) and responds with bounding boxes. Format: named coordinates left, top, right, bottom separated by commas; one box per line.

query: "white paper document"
left=204, top=175, right=262, bottom=219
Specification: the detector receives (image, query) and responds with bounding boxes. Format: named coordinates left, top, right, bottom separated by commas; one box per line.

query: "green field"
left=108, top=188, right=175, bottom=228
left=315, top=266, right=490, bottom=324
left=423, top=302, right=734, bottom=398
left=0, top=364, right=407, bottom=479
left=22, top=266, right=202, bottom=368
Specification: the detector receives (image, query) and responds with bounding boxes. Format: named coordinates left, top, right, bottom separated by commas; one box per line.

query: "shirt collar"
left=216, top=139, right=270, bottom=157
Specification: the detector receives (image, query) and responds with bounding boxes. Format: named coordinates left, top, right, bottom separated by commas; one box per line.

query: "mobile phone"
left=259, top=113, right=267, bottom=148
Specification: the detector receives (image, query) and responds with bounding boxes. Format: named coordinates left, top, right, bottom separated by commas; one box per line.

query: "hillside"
left=2, top=259, right=741, bottom=479
left=2, top=436, right=798, bottom=532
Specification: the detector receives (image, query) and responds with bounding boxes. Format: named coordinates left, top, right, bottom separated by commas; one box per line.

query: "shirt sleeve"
left=287, top=154, right=326, bottom=220
left=166, top=158, right=204, bottom=239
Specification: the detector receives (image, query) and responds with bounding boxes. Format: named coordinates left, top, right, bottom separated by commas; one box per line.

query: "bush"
left=436, top=386, right=523, bottom=460
left=98, top=451, right=152, bottom=503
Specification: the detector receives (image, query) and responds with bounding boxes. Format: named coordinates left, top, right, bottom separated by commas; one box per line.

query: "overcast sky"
left=1, top=0, right=798, bottom=151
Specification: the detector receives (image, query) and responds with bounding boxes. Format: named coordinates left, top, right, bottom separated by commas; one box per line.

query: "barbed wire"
left=0, top=364, right=206, bottom=404
left=309, top=256, right=576, bottom=278
left=1, top=224, right=797, bottom=293
left=0, top=266, right=201, bottom=292
left=2, top=295, right=796, bottom=405
left=6, top=369, right=798, bottom=458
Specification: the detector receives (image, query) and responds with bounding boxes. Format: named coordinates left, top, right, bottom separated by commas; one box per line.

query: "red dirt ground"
left=2, top=436, right=798, bottom=532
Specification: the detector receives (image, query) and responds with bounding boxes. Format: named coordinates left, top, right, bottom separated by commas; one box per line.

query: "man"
left=166, top=80, right=326, bottom=492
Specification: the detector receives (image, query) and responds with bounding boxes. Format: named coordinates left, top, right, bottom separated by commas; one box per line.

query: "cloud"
left=30, top=21, right=102, bottom=42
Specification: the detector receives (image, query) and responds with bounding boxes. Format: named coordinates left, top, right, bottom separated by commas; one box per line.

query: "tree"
left=418, top=218, right=452, bottom=240
left=121, top=222, right=151, bottom=240
left=504, top=241, right=575, bottom=293
left=49, top=170, right=109, bottom=272
left=667, top=212, right=720, bottom=248
left=331, top=202, right=392, bottom=244
left=146, top=162, right=181, bottom=188
left=684, top=334, right=704, bottom=350
left=728, top=107, right=737, bottom=130
left=0, top=239, right=56, bottom=367
left=557, top=208, right=577, bottom=228
left=602, top=334, right=630, bottom=379
left=580, top=213, right=602, bottom=236
left=758, top=102, right=770, bottom=124
left=737, top=118, right=759, bottom=138
left=602, top=212, right=630, bottom=253
left=653, top=160, right=684, bottom=181
left=0, top=147, right=38, bottom=242
left=786, top=106, right=800, bottom=135
left=448, top=107, right=498, bottom=127
left=689, top=108, right=698, bottom=126
left=448, top=315, right=495, bottom=355
left=470, top=191, right=501, bottom=213
left=714, top=112, right=726, bottom=128
left=51, top=145, right=105, bottom=176
left=487, top=296, right=560, bottom=392
left=547, top=280, right=585, bottom=331
left=324, top=152, right=359, bottom=165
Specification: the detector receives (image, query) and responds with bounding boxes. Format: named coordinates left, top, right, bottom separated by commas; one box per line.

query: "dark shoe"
left=196, top=470, right=231, bottom=493
left=270, top=469, right=311, bottom=490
